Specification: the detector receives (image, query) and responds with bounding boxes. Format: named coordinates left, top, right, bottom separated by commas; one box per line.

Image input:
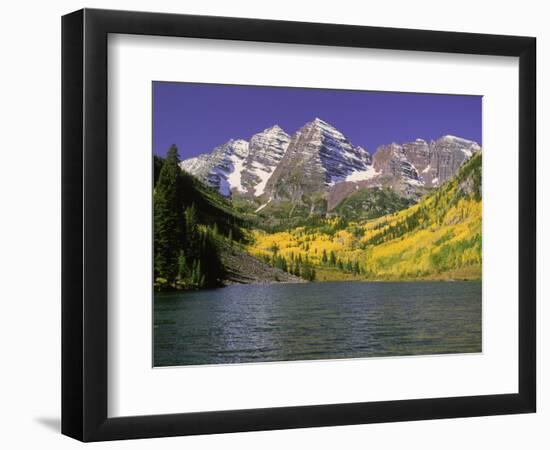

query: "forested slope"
left=248, top=152, right=482, bottom=281
left=154, top=146, right=301, bottom=290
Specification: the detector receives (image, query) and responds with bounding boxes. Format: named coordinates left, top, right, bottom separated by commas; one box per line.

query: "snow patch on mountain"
left=255, top=197, right=272, bottom=213
left=180, top=126, right=289, bottom=198
left=406, top=178, right=423, bottom=186
left=180, top=139, right=249, bottom=196
left=345, top=165, right=380, bottom=182
left=308, top=118, right=372, bottom=185
left=252, top=163, right=274, bottom=197
left=241, top=125, right=290, bottom=197
left=226, top=154, right=246, bottom=193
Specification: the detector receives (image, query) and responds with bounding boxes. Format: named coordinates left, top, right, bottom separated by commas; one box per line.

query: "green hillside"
left=331, top=186, right=413, bottom=221
left=154, top=146, right=302, bottom=291
left=155, top=144, right=482, bottom=289
left=249, top=153, right=482, bottom=281
left=154, top=146, right=244, bottom=291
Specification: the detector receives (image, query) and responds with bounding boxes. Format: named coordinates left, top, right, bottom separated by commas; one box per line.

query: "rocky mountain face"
left=327, top=135, right=481, bottom=210
left=179, top=118, right=480, bottom=216
left=179, top=139, right=250, bottom=197
left=262, top=118, right=372, bottom=207
left=180, top=126, right=290, bottom=198
left=240, top=125, right=291, bottom=197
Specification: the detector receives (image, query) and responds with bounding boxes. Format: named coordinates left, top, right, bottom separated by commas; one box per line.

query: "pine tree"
left=321, top=249, right=328, bottom=265
left=177, top=250, right=189, bottom=281
left=184, top=203, right=200, bottom=263
left=191, top=259, right=203, bottom=287
left=302, top=264, right=311, bottom=280
left=153, top=155, right=165, bottom=188
left=153, top=145, right=185, bottom=283
left=329, top=251, right=337, bottom=266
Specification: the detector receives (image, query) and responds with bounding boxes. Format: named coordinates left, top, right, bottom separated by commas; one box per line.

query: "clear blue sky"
left=153, top=82, right=482, bottom=158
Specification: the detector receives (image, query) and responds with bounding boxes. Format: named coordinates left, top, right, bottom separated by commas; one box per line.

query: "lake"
left=154, top=281, right=481, bottom=367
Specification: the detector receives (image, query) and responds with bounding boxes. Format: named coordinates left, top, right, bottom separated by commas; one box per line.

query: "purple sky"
left=153, top=82, right=482, bottom=158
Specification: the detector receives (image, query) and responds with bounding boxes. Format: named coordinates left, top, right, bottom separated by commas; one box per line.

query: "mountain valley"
left=155, top=118, right=482, bottom=290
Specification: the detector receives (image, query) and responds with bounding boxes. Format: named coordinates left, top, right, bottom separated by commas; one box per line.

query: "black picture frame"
left=62, top=8, right=536, bottom=442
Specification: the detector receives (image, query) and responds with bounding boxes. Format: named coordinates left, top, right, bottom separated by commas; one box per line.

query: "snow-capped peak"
left=180, top=125, right=291, bottom=198
left=230, top=139, right=250, bottom=158
left=180, top=139, right=250, bottom=196
left=312, top=117, right=328, bottom=124
left=440, top=135, right=479, bottom=146
left=179, top=117, right=482, bottom=204
left=241, top=125, right=291, bottom=196
left=437, top=135, right=481, bottom=158
left=266, top=117, right=373, bottom=188
left=310, top=117, right=342, bottom=134
left=264, top=124, right=284, bottom=133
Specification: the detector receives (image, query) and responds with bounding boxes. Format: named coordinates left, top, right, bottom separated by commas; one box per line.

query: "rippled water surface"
left=154, top=281, right=481, bottom=367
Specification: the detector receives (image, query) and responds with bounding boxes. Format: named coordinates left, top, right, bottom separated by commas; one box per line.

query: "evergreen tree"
left=300, top=262, right=316, bottom=282
left=301, top=264, right=311, bottom=281
left=177, top=250, right=189, bottom=281
left=154, top=145, right=185, bottom=283
left=191, top=259, right=204, bottom=288
left=184, top=203, right=200, bottom=263
left=321, top=249, right=328, bottom=265
left=153, top=155, right=165, bottom=188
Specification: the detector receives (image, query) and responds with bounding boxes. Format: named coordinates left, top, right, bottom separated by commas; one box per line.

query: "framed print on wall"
left=61, top=8, right=536, bottom=442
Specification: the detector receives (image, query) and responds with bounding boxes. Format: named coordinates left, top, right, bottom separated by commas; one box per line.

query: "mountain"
left=155, top=155, right=304, bottom=290
left=179, top=118, right=480, bottom=222
left=176, top=168, right=311, bottom=285
left=327, top=135, right=481, bottom=209
left=389, top=135, right=481, bottom=188
left=180, top=126, right=290, bottom=197
left=262, top=118, right=372, bottom=202
left=240, top=125, right=291, bottom=196
left=179, top=139, right=250, bottom=197
left=160, top=125, right=482, bottom=289
left=249, top=152, right=482, bottom=281
left=331, top=187, right=413, bottom=222
left=180, top=118, right=372, bottom=203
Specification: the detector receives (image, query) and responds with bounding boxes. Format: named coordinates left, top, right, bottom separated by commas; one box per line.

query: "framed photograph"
left=62, top=8, right=536, bottom=441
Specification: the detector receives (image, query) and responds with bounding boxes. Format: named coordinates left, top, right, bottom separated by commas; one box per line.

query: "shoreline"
left=155, top=277, right=481, bottom=294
